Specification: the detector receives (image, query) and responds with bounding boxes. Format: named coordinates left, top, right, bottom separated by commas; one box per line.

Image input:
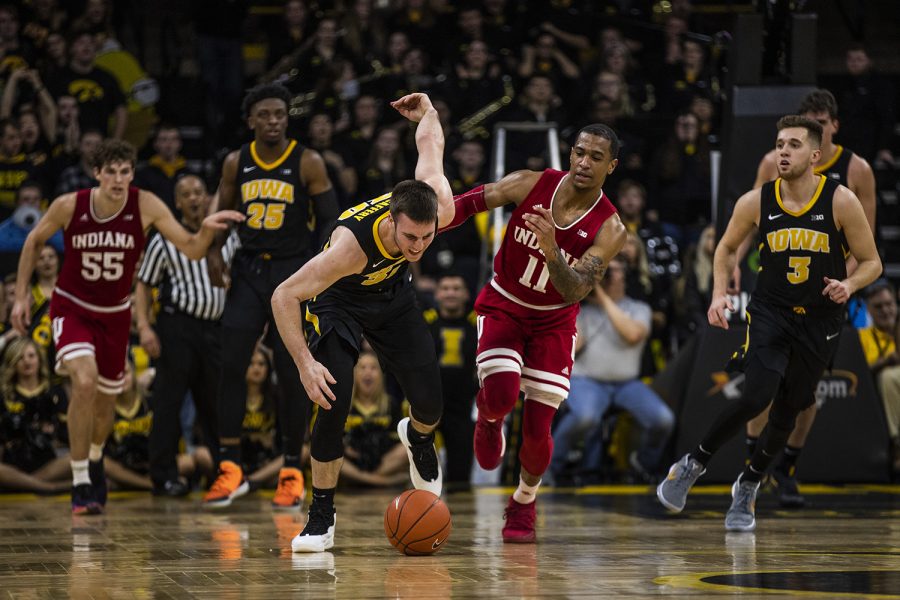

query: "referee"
left=135, top=174, right=237, bottom=496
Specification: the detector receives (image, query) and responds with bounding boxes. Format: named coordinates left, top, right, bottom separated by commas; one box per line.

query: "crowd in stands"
left=0, top=0, right=897, bottom=494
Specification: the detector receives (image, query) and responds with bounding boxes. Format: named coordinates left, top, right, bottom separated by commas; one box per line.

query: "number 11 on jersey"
left=519, top=255, right=550, bottom=293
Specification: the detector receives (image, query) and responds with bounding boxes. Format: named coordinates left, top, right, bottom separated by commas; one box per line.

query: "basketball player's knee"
left=311, top=414, right=345, bottom=463
left=740, top=360, right=782, bottom=418
left=768, top=402, right=799, bottom=433
left=478, top=371, right=520, bottom=420
left=69, top=364, right=98, bottom=400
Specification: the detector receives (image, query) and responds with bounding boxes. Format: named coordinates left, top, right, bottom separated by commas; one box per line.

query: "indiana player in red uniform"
left=10, top=140, right=242, bottom=514
left=445, top=124, right=626, bottom=542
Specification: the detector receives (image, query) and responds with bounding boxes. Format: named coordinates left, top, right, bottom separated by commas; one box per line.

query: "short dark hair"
left=798, top=89, right=839, bottom=120
left=776, top=115, right=823, bottom=148
left=16, top=179, right=43, bottom=199
left=617, top=178, right=645, bottom=198
left=576, top=123, right=620, bottom=159
left=241, top=83, right=292, bottom=119
left=864, top=278, right=896, bottom=300
left=91, top=139, right=137, bottom=170
left=389, top=180, right=438, bottom=224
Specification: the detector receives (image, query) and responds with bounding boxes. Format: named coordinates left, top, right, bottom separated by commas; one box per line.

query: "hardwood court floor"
left=0, top=484, right=899, bottom=598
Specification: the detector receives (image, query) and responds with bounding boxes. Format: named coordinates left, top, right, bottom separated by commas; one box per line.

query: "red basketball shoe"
left=502, top=496, right=536, bottom=543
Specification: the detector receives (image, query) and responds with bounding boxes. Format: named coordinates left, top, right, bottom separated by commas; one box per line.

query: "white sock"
left=89, top=444, right=104, bottom=462
left=512, top=476, right=540, bottom=504
left=72, top=459, right=90, bottom=486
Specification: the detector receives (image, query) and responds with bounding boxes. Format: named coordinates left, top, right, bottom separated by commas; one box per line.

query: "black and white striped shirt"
left=137, top=232, right=239, bottom=321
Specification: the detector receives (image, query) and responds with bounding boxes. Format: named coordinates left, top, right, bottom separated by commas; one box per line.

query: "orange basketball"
left=384, top=489, right=452, bottom=556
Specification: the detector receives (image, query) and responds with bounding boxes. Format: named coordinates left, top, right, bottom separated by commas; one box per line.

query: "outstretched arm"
left=391, top=93, right=454, bottom=228
left=525, top=208, right=627, bottom=304
left=271, top=228, right=367, bottom=409
left=142, top=191, right=244, bottom=260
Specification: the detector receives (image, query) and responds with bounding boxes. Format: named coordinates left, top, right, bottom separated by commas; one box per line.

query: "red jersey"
left=490, top=169, right=616, bottom=310
left=56, top=187, right=145, bottom=312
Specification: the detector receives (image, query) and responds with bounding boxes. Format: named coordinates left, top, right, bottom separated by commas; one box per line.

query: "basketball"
left=384, top=489, right=452, bottom=556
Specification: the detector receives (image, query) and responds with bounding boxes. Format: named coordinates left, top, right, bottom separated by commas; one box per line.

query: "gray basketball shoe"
left=656, top=454, right=706, bottom=512
left=725, top=474, right=760, bottom=532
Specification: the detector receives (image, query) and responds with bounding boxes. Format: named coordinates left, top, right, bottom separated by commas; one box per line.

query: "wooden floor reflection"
left=1, top=484, right=899, bottom=598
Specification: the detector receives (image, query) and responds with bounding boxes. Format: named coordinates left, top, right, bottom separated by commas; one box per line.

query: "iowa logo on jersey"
left=766, top=227, right=830, bottom=254
left=241, top=179, right=295, bottom=203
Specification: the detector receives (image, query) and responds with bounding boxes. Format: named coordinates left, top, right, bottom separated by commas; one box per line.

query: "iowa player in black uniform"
left=744, top=89, right=878, bottom=506
left=204, top=83, right=338, bottom=510
left=271, top=93, right=455, bottom=552
left=657, top=115, right=881, bottom=532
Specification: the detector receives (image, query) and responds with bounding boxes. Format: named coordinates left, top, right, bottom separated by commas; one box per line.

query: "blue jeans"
left=550, top=376, right=675, bottom=474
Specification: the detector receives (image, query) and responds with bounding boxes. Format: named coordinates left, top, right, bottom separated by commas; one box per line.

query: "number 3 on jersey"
left=246, top=202, right=285, bottom=230
left=787, top=256, right=810, bottom=284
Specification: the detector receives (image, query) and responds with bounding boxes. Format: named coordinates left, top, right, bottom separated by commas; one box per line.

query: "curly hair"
left=90, top=139, right=137, bottom=170
left=241, top=83, right=292, bottom=119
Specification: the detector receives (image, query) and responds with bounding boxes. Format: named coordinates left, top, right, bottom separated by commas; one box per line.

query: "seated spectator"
left=517, top=31, right=580, bottom=90
left=306, top=112, right=355, bottom=204
left=0, top=337, right=70, bottom=493
left=340, top=349, right=409, bottom=487
left=341, top=0, right=385, bottom=65
left=54, top=129, right=102, bottom=195
left=444, top=40, right=507, bottom=130
left=549, top=256, right=674, bottom=484
left=502, top=75, right=567, bottom=172
left=679, top=223, right=715, bottom=337
left=357, top=127, right=410, bottom=198
left=857, top=280, right=900, bottom=477
left=241, top=346, right=288, bottom=490
left=134, top=124, right=190, bottom=213
left=264, top=0, right=311, bottom=76
left=0, top=181, right=63, bottom=254
left=101, top=360, right=209, bottom=491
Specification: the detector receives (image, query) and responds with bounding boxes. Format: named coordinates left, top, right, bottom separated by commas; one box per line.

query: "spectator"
left=306, top=112, right=355, bottom=203
left=0, top=5, right=35, bottom=85
left=833, top=45, right=897, bottom=166
left=54, top=128, right=102, bottom=196
left=26, top=244, right=60, bottom=370
left=444, top=40, right=506, bottom=129
left=341, top=0, right=385, bottom=65
left=549, top=256, right=674, bottom=484
left=0, top=337, right=70, bottom=493
left=503, top=75, right=567, bottom=172
left=0, top=119, right=34, bottom=218
left=0, top=181, right=62, bottom=253
left=357, top=127, right=410, bottom=198
left=649, top=110, right=711, bottom=246
left=0, top=67, right=56, bottom=132
left=679, top=223, right=715, bottom=337
left=660, top=37, right=720, bottom=115
left=518, top=31, right=580, bottom=88
left=264, top=0, right=310, bottom=74
left=425, top=273, right=478, bottom=492
left=134, top=124, right=190, bottom=213
left=340, top=349, right=409, bottom=488
left=50, top=30, right=127, bottom=139
left=240, top=346, right=288, bottom=490
left=16, top=110, right=53, bottom=171
left=290, top=16, right=347, bottom=96
left=101, top=361, right=209, bottom=491
left=337, top=94, right=383, bottom=168
left=857, top=280, right=899, bottom=477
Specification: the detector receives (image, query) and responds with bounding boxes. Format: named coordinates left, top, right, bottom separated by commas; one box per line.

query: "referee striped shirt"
left=137, top=232, right=239, bottom=321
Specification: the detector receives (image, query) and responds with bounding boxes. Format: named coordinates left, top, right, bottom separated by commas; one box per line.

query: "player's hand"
left=10, top=299, right=31, bottom=334
left=202, top=210, right=244, bottom=231
left=138, top=325, right=161, bottom=359
left=298, top=359, right=337, bottom=410
left=521, top=206, right=558, bottom=257
left=707, top=294, right=734, bottom=329
left=822, top=277, right=852, bottom=304
left=390, top=93, right=434, bottom=122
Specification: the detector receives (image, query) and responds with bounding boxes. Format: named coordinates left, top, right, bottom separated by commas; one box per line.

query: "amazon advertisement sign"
left=672, top=325, right=889, bottom=482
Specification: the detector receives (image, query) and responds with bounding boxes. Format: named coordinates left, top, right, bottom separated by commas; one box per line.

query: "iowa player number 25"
left=246, top=202, right=285, bottom=230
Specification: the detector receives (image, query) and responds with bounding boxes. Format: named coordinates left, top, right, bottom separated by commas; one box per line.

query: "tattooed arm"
left=523, top=208, right=627, bottom=304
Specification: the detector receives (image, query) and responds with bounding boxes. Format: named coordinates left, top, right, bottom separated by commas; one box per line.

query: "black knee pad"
left=309, top=334, right=357, bottom=463
left=739, top=357, right=784, bottom=418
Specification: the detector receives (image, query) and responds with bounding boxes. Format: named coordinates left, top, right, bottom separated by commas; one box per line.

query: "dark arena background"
left=0, top=0, right=898, bottom=597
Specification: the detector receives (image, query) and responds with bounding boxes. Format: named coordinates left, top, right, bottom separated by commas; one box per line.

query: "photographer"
left=0, top=181, right=62, bottom=255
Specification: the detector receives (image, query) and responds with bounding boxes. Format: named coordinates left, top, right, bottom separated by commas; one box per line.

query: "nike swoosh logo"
left=431, top=537, right=445, bottom=549
left=372, top=259, right=386, bottom=268
left=768, top=213, right=784, bottom=220
left=243, top=166, right=256, bottom=173
left=826, top=332, right=840, bottom=341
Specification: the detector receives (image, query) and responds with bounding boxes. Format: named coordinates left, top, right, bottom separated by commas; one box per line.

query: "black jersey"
left=754, top=175, right=847, bottom=315
left=815, top=145, right=853, bottom=187
left=320, top=192, right=411, bottom=298
left=235, top=140, right=313, bottom=258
